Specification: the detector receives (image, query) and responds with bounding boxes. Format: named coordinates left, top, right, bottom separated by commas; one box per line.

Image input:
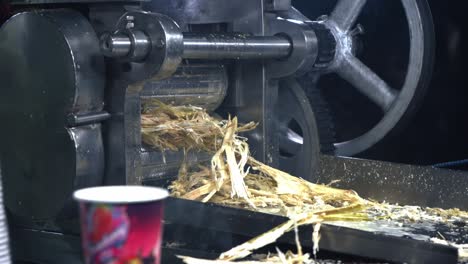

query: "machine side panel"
left=229, top=0, right=279, bottom=167
left=0, top=10, right=105, bottom=233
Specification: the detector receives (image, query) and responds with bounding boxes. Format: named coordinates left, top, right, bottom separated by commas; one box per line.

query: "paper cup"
left=74, top=186, right=169, bottom=264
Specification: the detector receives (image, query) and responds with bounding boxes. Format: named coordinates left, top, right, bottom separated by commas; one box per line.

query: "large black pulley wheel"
left=297, top=0, right=435, bottom=156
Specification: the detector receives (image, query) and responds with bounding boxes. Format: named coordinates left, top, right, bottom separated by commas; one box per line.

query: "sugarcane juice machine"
left=0, top=0, right=434, bottom=263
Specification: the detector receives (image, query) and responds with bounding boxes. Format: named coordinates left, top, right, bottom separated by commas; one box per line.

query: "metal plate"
left=10, top=197, right=460, bottom=264
left=0, top=9, right=104, bottom=231
left=316, top=155, right=468, bottom=210
left=163, top=198, right=459, bottom=264
left=143, top=0, right=252, bottom=28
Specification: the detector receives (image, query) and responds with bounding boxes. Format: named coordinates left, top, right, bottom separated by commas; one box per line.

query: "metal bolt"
left=155, top=38, right=165, bottom=48
left=126, top=15, right=135, bottom=29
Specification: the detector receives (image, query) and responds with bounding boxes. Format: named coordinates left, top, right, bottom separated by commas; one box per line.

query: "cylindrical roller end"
left=100, top=30, right=151, bottom=61
left=100, top=32, right=132, bottom=58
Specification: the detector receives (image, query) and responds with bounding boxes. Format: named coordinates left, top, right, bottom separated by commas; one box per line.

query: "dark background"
left=294, top=0, right=468, bottom=166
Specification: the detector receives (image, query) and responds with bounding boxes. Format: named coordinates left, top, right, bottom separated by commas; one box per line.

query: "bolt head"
left=155, top=38, right=165, bottom=48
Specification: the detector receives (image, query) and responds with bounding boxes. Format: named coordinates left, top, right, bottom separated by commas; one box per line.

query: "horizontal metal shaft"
left=100, top=32, right=132, bottom=58
left=100, top=32, right=292, bottom=61
left=67, top=111, right=111, bottom=126
left=182, top=33, right=292, bottom=59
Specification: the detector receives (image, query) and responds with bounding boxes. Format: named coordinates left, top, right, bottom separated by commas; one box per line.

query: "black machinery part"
left=292, top=0, right=435, bottom=156
left=0, top=166, right=12, bottom=263
left=332, top=0, right=435, bottom=156
left=307, top=22, right=337, bottom=70
left=276, top=79, right=321, bottom=180
left=299, top=75, right=337, bottom=155
left=0, top=9, right=105, bottom=234
left=10, top=197, right=461, bottom=264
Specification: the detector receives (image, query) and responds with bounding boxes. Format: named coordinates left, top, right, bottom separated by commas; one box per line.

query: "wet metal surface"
left=316, top=155, right=468, bottom=210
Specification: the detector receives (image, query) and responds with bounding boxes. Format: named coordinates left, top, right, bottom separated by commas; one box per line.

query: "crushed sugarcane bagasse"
left=141, top=100, right=468, bottom=263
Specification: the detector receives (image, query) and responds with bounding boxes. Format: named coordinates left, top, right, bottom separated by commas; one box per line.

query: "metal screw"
left=155, top=38, right=165, bottom=48
left=126, top=15, right=135, bottom=29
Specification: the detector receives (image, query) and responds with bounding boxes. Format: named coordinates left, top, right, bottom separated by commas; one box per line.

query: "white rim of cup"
left=73, top=186, right=169, bottom=204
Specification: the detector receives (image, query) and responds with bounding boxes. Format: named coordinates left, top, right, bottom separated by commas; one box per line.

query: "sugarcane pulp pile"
left=141, top=100, right=468, bottom=263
